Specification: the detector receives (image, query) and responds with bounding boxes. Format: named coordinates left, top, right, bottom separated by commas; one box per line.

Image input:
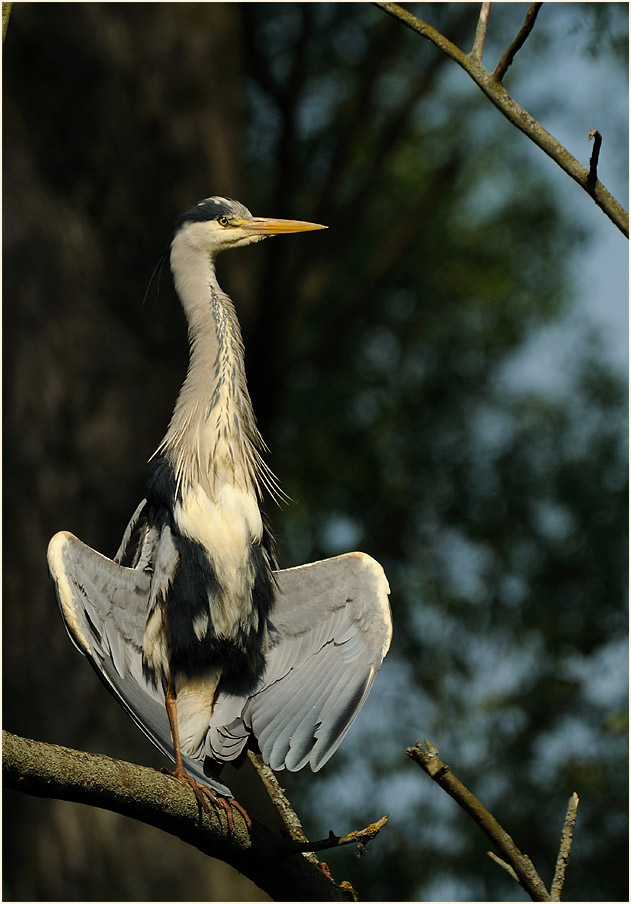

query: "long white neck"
left=156, top=234, right=268, bottom=501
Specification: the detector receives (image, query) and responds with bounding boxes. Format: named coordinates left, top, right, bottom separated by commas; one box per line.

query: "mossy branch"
left=2, top=2, right=12, bottom=41
left=407, top=740, right=579, bottom=902
left=3, top=730, right=388, bottom=902
left=373, top=2, right=628, bottom=237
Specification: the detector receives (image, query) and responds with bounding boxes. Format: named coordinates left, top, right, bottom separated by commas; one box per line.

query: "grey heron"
left=48, top=196, right=392, bottom=827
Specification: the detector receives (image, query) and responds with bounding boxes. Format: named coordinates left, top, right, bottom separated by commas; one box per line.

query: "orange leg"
left=164, top=678, right=251, bottom=831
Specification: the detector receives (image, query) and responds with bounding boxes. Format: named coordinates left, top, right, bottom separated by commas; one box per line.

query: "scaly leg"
left=163, top=677, right=251, bottom=830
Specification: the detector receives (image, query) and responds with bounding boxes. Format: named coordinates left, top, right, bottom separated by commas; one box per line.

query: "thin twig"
left=282, top=815, right=389, bottom=856
left=247, top=750, right=321, bottom=869
left=587, top=129, right=602, bottom=187
left=493, top=3, right=543, bottom=82
left=247, top=750, right=387, bottom=869
left=407, top=740, right=552, bottom=902
left=247, top=750, right=310, bottom=843
left=471, top=2, right=492, bottom=62
left=374, top=2, right=469, bottom=68
left=487, top=850, right=519, bottom=883
left=550, top=792, right=579, bottom=901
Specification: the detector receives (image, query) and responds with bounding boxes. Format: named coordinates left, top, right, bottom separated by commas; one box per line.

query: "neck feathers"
left=155, top=236, right=280, bottom=502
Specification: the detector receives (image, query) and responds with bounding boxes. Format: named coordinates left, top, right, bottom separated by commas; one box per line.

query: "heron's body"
left=48, top=197, right=392, bottom=812
left=141, top=217, right=276, bottom=752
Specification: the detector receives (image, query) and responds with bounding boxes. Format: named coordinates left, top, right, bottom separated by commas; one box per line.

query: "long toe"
left=167, top=766, right=251, bottom=831
left=199, top=785, right=252, bottom=831
left=229, top=796, right=252, bottom=829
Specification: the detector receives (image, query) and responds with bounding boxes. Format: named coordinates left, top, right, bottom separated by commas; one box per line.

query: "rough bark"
left=3, top=731, right=356, bottom=902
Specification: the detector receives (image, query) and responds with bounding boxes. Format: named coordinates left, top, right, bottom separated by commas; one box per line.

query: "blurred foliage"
left=3, top=3, right=627, bottom=902
left=565, top=2, right=629, bottom=60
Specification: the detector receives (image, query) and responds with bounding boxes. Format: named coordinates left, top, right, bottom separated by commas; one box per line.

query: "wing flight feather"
left=47, top=528, right=232, bottom=796
left=206, top=551, right=392, bottom=773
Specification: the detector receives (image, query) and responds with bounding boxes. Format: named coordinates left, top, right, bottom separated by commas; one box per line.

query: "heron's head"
left=172, top=196, right=326, bottom=258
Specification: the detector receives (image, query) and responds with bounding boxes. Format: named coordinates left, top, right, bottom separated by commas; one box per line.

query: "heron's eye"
left=217, top=216, right=230, bottom=227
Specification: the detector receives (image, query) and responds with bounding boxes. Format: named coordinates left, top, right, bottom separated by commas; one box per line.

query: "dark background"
left=3, top=3, right=628, bottom=901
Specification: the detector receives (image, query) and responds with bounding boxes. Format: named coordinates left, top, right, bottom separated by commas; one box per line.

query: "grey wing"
left=112, top=498, right=149, bottom=565
left=47, top=525, right=232, bottom=797
left=205, top=551, right=392, bottom=774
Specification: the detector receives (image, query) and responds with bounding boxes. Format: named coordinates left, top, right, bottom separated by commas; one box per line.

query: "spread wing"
left=49, top=519, right=392, bottom=789
left=47, top=520, right=232, bottom=796
left=206, top=552, right=392, bottom=773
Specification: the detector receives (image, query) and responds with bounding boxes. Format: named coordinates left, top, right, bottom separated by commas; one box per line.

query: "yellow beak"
left=234, top=217, right=327, bottom=235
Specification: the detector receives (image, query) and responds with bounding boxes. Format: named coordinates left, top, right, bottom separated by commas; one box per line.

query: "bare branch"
left=248, top=750, right=311, bottom=843
left=587, top=129, right=602, bottom=187
left=372, top=2, right=629, bottom=237
left=284, top=815, right=389, bottom=855
left=407, top=740, right=552, bottom=902
left=3, top=731, right=357, bottom=901
left=471, top=2, right=493, bottom=62
left=551, top=792, right=580, bottom=901
left=493, top=3, right=544, bottom=82
left=373, top=2, right=468, bottom=68
left=487, top=851, right=520, bottom=883
left=2, top=2, right=12, bottom=41
left=247, top=749, right=323, bottom=873
left=478, top=85, right=627, bottom=237
left=247, top=751, right=386, bottom=868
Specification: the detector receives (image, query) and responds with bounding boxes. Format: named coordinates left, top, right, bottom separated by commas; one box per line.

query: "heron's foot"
left=163, top=765, right=251, bottom=831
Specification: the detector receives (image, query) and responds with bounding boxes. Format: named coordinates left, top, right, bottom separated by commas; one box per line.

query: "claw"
left=166, top=766, right=252, bottom=831
left=227, top=794, right=252, bottom=829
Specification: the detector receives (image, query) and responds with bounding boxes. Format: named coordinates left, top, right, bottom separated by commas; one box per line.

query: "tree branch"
left=471, top=2, right=492, bottom=62
left=487, top=850, right=520, bottom=883
left=247, top=749, right=386, bottom=876
left=407, top=740, right=578, bottom=902
left=2, top=2, right=11, bottom=41
left=248, top=749, right=311, bottom=842
left=285, top=815, right=389, bottom=856
left=551, top=792, right=579, bottom=901
left=3, top=731, right=362, bottom=901
left=374, top=2, right=469, bottom=68
left=493, top=3, right=543, bottom=82
left=373, top=2, right=629, bottom=237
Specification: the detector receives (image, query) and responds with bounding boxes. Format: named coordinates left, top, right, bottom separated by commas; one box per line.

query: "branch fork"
left=407, top=740, right=579, bottom=902
left=373, top=1, right=628, bottom=237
